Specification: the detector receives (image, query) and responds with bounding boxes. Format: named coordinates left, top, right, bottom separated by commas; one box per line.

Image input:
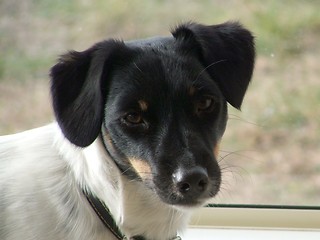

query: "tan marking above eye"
left=138, top=100, right=148, bottom=112
left=188, top=86, right=196, bottom=96
left=129, top=157, right=152, bottom=180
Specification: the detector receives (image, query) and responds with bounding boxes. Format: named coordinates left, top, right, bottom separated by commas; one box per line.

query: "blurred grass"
left=1, top=0, right=320, bottom=81
left=0, top=0, right=319, bottom=205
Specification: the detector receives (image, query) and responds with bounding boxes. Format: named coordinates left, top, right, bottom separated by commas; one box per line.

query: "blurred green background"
left=1, top=0, right=319, bottom=205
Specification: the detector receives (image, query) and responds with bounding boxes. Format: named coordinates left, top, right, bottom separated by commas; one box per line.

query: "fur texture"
left=0, top=124, right=189, bottom=239
left=0, top=22, right=255, bottom=240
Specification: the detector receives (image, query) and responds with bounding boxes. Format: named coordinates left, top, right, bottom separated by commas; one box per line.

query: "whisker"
left=214, top=148, right=257, bottom=204
left=228, top=114, right=262, bottom=127
left=133, top=62, right=143, bottom=73
left=218, top=149, right=258, bottom=163
left=169, top=207, right=175, bottom=232
left=214, top=186, right=235, bottom=203
left=136, top=172, right=153, bottom=175
left=121, top=166, right=134, bottom=175
left=222, top=165, right=249, bottom=184
left=194, top=59, right=227, bottom=83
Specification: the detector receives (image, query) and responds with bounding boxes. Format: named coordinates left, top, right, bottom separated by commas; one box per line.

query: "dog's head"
left=50, top=22, right=255, bottom=207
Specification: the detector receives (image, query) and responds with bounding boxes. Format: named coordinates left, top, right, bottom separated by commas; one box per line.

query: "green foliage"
left=1, top=0, right=319, bottom=82
left=248, top=0, right=320, bottom=56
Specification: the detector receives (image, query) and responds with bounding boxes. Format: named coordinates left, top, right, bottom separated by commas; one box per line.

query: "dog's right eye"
left=195, top=95, right=215, bottom=114
left=123, top=112, right=144, bottom=125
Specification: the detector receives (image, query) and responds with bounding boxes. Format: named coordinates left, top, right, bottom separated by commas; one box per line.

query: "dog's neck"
left=56, top=132, right=191, bottom=240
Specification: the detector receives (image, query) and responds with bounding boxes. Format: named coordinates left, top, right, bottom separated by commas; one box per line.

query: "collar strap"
left=83, top=190, right=182, bottom=240
left=83, top=190, right=124, bottom=239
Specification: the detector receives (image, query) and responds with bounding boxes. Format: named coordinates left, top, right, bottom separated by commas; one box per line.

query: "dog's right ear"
left=50, top=40, right=132, bottom=147
left=172, top=22, right=255, bottom=109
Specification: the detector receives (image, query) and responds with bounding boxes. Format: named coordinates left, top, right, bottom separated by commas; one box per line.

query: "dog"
left=0, top=21, right=255, bottom=240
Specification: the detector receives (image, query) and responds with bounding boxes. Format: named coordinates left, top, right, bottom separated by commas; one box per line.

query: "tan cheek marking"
left=138, top=100, right=148, bottom=112
left=129, top=157, right=152, bottom=180
left=214, top=141, right=221, bottom=159
left=101, top=130, right=116, bottom=153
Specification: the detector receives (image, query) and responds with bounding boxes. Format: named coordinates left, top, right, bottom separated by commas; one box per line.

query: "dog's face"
left=50, top=22, right=255, bottom=207
left=103, top=48, right=227, bottom=206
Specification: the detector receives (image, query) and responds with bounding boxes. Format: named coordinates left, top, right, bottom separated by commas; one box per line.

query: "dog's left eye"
left=123, top=112, right=144, bottom=125
left=196, top=96, right=215, bottom=113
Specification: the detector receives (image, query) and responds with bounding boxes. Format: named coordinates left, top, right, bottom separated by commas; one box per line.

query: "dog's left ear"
left=172, top=22, right=255, bottom=109
left=50, top=40, right=133, bottom=147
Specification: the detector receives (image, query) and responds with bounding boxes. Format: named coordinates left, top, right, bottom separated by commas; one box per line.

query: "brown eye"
left=124, top=112, right=143, bottom=125
left=196, top=96, right=215, bottom=113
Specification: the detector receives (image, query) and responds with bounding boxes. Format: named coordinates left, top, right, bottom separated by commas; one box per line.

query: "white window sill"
left=182, top=205, right=320, bottom=239
left=183, top=228, right=320, bottom=240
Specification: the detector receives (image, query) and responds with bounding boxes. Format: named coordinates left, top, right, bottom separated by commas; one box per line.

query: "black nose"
left=173, top=167, right=209, bottom=195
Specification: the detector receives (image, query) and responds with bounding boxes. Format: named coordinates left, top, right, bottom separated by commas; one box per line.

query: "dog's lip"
left=157, top=190, right=212, bottom=207
left=170, top=196, right=210, bottom=210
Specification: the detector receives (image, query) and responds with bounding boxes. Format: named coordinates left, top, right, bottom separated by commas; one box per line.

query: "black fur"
left=50, top=21, right=255, bottom=206
left=172, top=22, right=255, bottom=109
left=51, top=40, right=136, bottom=147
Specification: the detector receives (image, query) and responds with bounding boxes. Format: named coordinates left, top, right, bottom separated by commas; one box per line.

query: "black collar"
left=84, top=131, right=181, bottom=239
left=83, top=190, right=181, bottom=240
left=83, top=190, right=125, bottom=239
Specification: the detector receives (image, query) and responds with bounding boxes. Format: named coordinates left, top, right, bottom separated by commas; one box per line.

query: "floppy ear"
left=50, top=40, right=130, bottom=147
left=172, top=22, right=255, bottom=109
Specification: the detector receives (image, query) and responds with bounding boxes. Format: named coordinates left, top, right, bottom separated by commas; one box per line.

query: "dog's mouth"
left=125, top=156, right=221, bottom=207
left=144, top=170, right=221, bottom=207
left=111, top=157, right=221, bottom=207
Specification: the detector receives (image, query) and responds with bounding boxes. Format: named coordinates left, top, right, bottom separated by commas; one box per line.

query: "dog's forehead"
left=111, top=48, right=202, bottom=97
left=107, top=35, right=220, bottom=110
left=125, top=36, right=174, bottom=50
left=123, top=36, right=203, bottom=86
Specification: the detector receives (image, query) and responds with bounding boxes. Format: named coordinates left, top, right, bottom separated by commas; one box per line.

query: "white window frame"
left=183, top=205, right=320, bottom=239
left=190, top=205, right=320, bottom=229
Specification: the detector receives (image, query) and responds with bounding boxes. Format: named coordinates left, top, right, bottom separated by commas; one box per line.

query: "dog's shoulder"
left=0, top=123, right=57, bottom=151
left=0, top=123, right=68, bottom=196
left=0, top=124, right=58, bottom=165
left=0, top=124, right=67, bottom=239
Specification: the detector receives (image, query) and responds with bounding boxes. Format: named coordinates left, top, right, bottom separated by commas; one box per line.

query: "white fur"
left=0, top=124, right=192, bottom=240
